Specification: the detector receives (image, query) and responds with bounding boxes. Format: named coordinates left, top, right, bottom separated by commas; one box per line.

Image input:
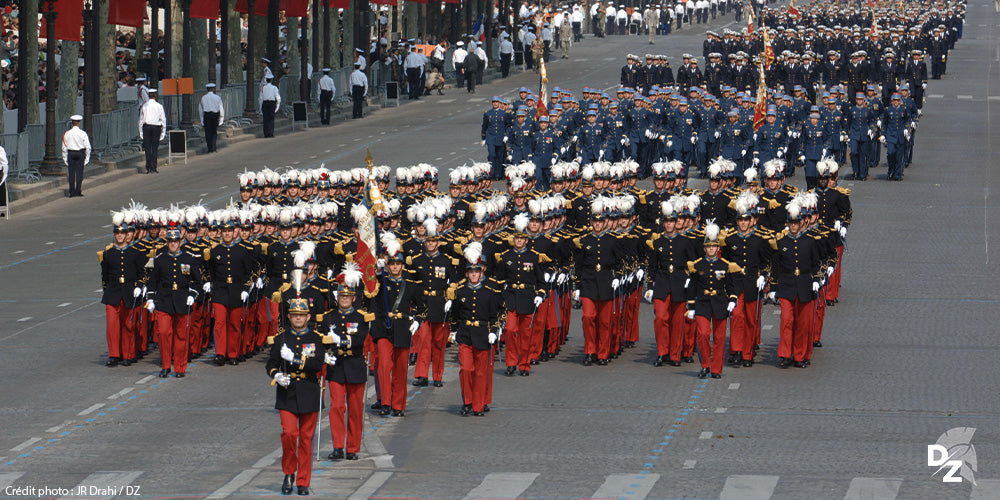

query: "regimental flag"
left=752, top=66, right=768, bottom=131
left=762, top=27, right=775, bottom=71
left=537, top=58, right=549, bottom=120
left=788, top=0, right=800, bottom=17
left=746, top=5, right=755, bottom=34
left=354, top=150, right=385, bottom=298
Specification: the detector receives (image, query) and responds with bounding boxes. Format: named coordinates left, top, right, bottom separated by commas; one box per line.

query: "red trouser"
left=415, top=321, right=448, bottom=381
left=828, top=245, right=844, bottom=301
left=628, top=291, right=640, bottom=343
left=696, top=315, right=727, bottom=374
left=683, top=313, right=697, bottom=357
left=581, top=298, right=613, bottom=359
left=327, top=380, right=365, bottom=453
left=653, top=297, right=686, bottom=358
left=255, top=299, right=271, bottom=349
left=544, top=294, right=561, bottom=354
left=154, top=311, right=189, bottom=373
left=459, top=344, right=491, bottom=412
left=779, top=297, right=815, bottom=362
left=376, top=339, right=409, bottom=411
left=810, top=292, right=827, bottom=359
left=240, top=301, right=256, bottom=355
left=279, top=410, right=317, bottom=487
left=266, top=299, right=280, bottom=340
left=410, top=321, right=425, bottom=356
left=560, top=292, right=572, bottom=345
left=504, top=311, right=531, bottom=368
left=138, top=309, right=150, bottom=352
left=730, top=293, right=760, bottom=360
left=105, top=302, right=137, bottom=359
left=529, top=299, right=548, bottom=364
left=212, top=303, right=242, bottom=358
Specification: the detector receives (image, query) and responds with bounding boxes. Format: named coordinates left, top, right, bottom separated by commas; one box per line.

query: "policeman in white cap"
left=317, top=68, right=336, bottom=125
left=259, top=57, right=274, bottom=107
left=61, top=114, right=91, bottom=197
left=135, top=76, right=150, bottom=106
left=259, top=76, right=281, bottom=138
left=198, top=83, right=224, bottom=153
left=138, top=88, right=166, bottom=173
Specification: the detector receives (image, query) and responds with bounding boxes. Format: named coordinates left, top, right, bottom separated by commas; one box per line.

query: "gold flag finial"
left=365, top=149, right=374, bottom=172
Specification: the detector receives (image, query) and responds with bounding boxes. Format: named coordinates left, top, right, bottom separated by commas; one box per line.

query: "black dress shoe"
left=297, top=486, right=310, bottom=495
left=460, top=404, right=472, bottom=416
left=391, top=409, right=405, bottom=417
left=345, top=452, right=359, bottom=460
left=408, top=353, right=417, bottom=365
left=281, top=474, right=294, bottom=495
left=432, top=380, right=443, bottom=387
left=378, top=406, right=391, bottom=416
left=530, top=359, right=539, bottom=365
left=653, top=356, right=664, bottom=367
left=327, top=448, right=345, bottom=460
left=778, top=358, right=790, bottom=369
left=825, top=300, right=835, bottom=306
left=482, top=405, right=490, bottom=413
left=106, top=357, right=120, bottom=367
left=473, top=411, right=485, bottom=417
left=412, top=377, right=428, bottom=387
left=596, top=358, right=608, bottom=366
left=518, top=369, right=529, bottom=376
left=582, top=356, right=593, bottom=366
left=698, top=368, right=710, bottom=379
left=742, top=360, right=753, bottom=367
left=710, top=373, right=721, bottom=379
left=813, top=341, right=823, bottom=348
left=505, top=366, right=517, bottom=376
left=667, top=360, right=682, bottom=367
left=122, top=358, right=135, bottom=366
left=213, top=355, right=226, bottom=366
left=228, top=358, right=239, bottom=366
left=370, top=400, right=382, bottom=410
left=794, top=361, right=808, bottom=368
left=158, top=368, right=171, bottom=378
left=682, top=356, right=694, bottom=363
left=174, top=372, right=185, bottom=378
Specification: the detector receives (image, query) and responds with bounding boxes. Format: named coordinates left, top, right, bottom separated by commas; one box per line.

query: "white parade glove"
left=921, top=82, right=927, bottom=90
left=690, top=136, right=697, bottom=144
left=714, top=130, right=721, bottom=139
left=572, top=289, right=581, bottom=301
left=822, top=148, right=827, bottom=156
left=665, top=139, right=672, bottom=147
left=377, top=258, right=386, bottom=269
left=574, top=156, right=582, bottom=163
left=753, top=133, right=758, bottom=141
left=917, top=109, right=923, bottom=117
left=444, top=299, right=452, bottom=313
left=834, top=220, right=842, bottom=230
left=756, top=276, right=766, bottom=291
left=903, top=130, right=910, bottom=140
left=727, top=301, right=736, bottom=313
left=798, top=155, right=805, bottom=162
left=327, top=269, right=334, bottom=279
left=142, top=285, right=147, bottom=296
left=328, top=329, right=342, bottom=345
left=599, top=149, right=605, bottom=159
left=684, top=278, right=690, bottom=288
left=777, top=149, right=784, bottom=158
left=280, top=344, right=295, bottom=362
left=753, top=157, right=760, bottom=165
left=612, top=278, right=620, bottom=289
left=240, top=291, right=250, bottom=302
left=645, top=129, right=654, bottom=139
left=551, top=158, right=557, bottom=165
left=448, top=330, right=457, bottom=343
left=643, top=289, right=654, bottom=303
left=621, top=138, right=627, bottom=145
left=826, top=266, right=835, bottom=277
left=145, top=299, right=155, bottom=312
left=133, top=287, right=142, bottom=298
left=481, top=140, right=486, bottom=147
left=767, top=291, right=776, bottom=302
left=876, top=119, right=882, bottom=128
left=503, top=135, right=509, bottom=143
left=812, top=281, right=820, bottom=293
left=557, top=273, right=567, bottom=284
left=203, top=282, right=212, bottom=293
left=560, top=146, right=567, bottom=154
left=879, top=135, right=885, bottom=143
left=867, top=128, right=874, bottom=139
left=186, top=296, right=195, bottom=307
left=636, top=269, right=644, bottom=281
left=274, top=372, right=291, bottom=387
left=839, top=226, right=847, bottom=238
left=324, top=353, right=338, bottom=365
left=685, top=310, right=695, bottom=320
left=332, top=290, right=338, bottom=300
left=488, top=332, right=498, bottom=344
left=533, top=295, right=544, bottom=307
left=256, top=277, right=264, bottom=289
left=841, top=132, right=848, bottom=142
left=572, top=135, right=579, bottom=142
left=409, top=320, right=420, bottom=334
left=741, top=148, right=747, bottom=156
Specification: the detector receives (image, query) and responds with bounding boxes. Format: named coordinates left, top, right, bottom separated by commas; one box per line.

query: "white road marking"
left=728, top=383, right=740, bottom=390
left=12, top=250, right=24, bottom=254
left=58, top=302, right=71, bottom=307
left=78, top=403, right=104, bottom=415
left=468, top=97, right=486, bottom=102
left=102, top=224, right=112, bottom=228
left=842, top=477, right=902, bottom=500
left=46, top=420, right=73, bottom=433
left=463, top=472, right=539, bottom=500
left=136, top=375, right=155, bottom=384
left=17, top=317, right=31, bottom=322
left=928, top=94, right=945, bottom=98
left=0, top=472, right=24, bottom=489
left=57, top=471, right=143, bottom=500
left=699, top=431, right=713, bottom=439
left=971, top=479, right=1000, bottom=500
left=682, top=460, right=697, bottom=469
left=591, top=473, right=659, bottom=500
left=74, top=233, right=84, bottom=237
left=45, top=242, right=55, bottom=245
left=719, top=475, right=779, bottom=500
left=199, top=193, right=209, bottom=197
left=715, top=407, right=727, bottom=413
left=348, top=471, right=394, bottom=500
left=956, top=95, right=974, bottom=100
left=251, top=447, right=283, bottom=469
left=988, top=96, right=1000, bottom=101
left=10, top=437, right=41, bottom=452
left=438, top=98, right=456, bottom=103
left=107, top=387, right=135, bottom=399
left=206, top=470, right=261, bottom=500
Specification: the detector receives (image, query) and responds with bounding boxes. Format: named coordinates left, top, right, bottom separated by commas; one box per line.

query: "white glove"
left=480, top=140, right=486, bottom=147
left=921, top=82, right=927, bottom=90
left=665, top=139, right=672, bottom=148
left=879, top=135, right=885, bottom=143
left=142, top=285, right=147, bottom=296
left=798, top=155, right=805, bottom=162
left=560, top=146, right=567, bottom=154
left=822, top=148, right=827, bottom=156
left=502, top=135, right=509, bottom=143
left=685, top=310, right=695, bottom=320
left=903, top=130, right=910, bottom=140
left=186, top=296, right=195, bottom=307
left=448, top=330, right=457, bottom=343
left=620, top=138, right=627, bottom=146
left=812, top=281, right=820, bottom=293
left=643, top=289, right=654, bottom=302
left=841, top=133, right=848, bottom=142
left=409, top=320, right=420, bottom=335
left=488, top=332, right=498, bottom=344
left=839, top=226, right=847, bottom=239
left=274, top=372, right=291, bottom=387
left=328, top=330, right=342, bottom=345
left=753, top=133, right=758, bottom=142
left=645, top=129, right=654, bottom=139
left=756, top=275, right=766, bottom=291
left=572, top=289, right=581, bottom=301
left=867, top=129, right=874, bottom=139
left=133, top=287, right=142, bottom=298
left=741, top=148, right=747, bottom=156
left=767, top=291, right=776, bottom=302
left=545, top=272, right=554, bottom=283
left=834, top=220, right=842, bottom=230
left=917, top=109, right=923, bottom=117
left=727, top=301, right=736, bottom=313
left=753, top=157, right=760, bottom=165
left=714, top=130, right=721, bottom=139
left=256, top=277, right=264, bottom=289
left=876, top=119, right=882, bottom=128
left=533, top=295, right=544, bottom=307
left=690, top=136, right=697, bottom=144
left=203, top=282, right=212, bottom=293
left=551, top=158, right=557, bottom=165
left=776, top=149, right=784, bottom=158
left=444, top=299, right=452, bottom=313
left=557, top=273, right=567, bottom=285
left=324, top=353, right=338, bottom=365
left=612, top=278, right=620, bottom=289
left=240, top=291, right=250, bottom=303
left=280, top=344, right=295, bottom=362
left=826, top=266, right=835, bottom=277
left=145, top=299, right=155, bottom=313
left=636, top=269, right=644, bottom=281
left=327, top=268, right=334, bottom=280
left=684, top=278, right=690, bottom=288
left=599, top=149, right=605, bottom=159
left=572, top=135, right=579, bottom=142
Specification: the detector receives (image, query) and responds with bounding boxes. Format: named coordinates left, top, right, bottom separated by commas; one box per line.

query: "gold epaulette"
left=573, top=237, right=582, bottom=249
left=687, top=259, right=699, bottom=273
left=725, top=260, right=744, bottom=274
left=835, top=186, right=851, bottom=196
left=451, top=258, right=460, bottom=267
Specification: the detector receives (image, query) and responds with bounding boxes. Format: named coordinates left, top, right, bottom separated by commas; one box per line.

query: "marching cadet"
left=645, top=197, right=697, bottom=366
left=753, top=106, right=786, bottom=168
left=451, top=242, right=505, bottom=416
left=99, top=212, right=147, bottom=367
left=495, top=213, right=547, bottom=376
left=532, top=115, right=561, bottom=190
left=409, top=219, right=459, bottom=387
left=369, top=236, right=423, bottom=417
left=699, top=160, right=734, bottom=228
left=265, top=297, right=330, bottom=495
left=812, top=159, right=850, bottom=306
left=577, top=109, right=607, bottom=164
left=205, top=216, right=257, bottom=366
left=904, top=50, right=927, bottom=109
left=758, top=160, right=796, bottom=232
left=146, top=218, right=204, bottom=378
left=767, top=199, right=823, bottom=369
left=722, top=192, right=771, bottom=367
left=820, top=92, right=847, bottom=165
left=181, top=208, right=212, bottom=359
left=798, top=193, right=838, bottom=360
left=846, top=92, right=876, bottom=181
left=880, top=93, right=912, bottom=181
left=324, top=263, right=373, bottom=461
left=482, top=97, right=511, bottom=180
left=273, top=246, right=328, bottom=330
left=573, top=198, right=622, bottom=365
left=800, top=108, right=830, bottom=190
left=685, top=221, right=741, bottom=379
left=263, top=211, right=302, bottom=337
left=506, top=107, right=534, bottom=165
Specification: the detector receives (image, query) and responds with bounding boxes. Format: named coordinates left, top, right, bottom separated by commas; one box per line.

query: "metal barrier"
left=0, top=132, right=37, bottom=183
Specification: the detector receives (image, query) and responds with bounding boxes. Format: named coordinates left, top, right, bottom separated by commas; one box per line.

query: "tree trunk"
left=58, top=41, right=80, bottom=121
left=98, top=0, right=118, bottom=112
left=22, top=0, right=39, bottom=124
left=171, top=0, right=184, bottom=78
left=192, top=19, right=208, bottom=89
left=227, top=9, right=243, bottom=84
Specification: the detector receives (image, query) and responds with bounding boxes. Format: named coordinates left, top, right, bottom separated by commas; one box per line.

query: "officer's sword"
left=315, top=368, right=326, bottom=461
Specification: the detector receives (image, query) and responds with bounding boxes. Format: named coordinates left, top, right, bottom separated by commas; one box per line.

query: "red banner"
left=255, top=0, right=270, bottom=16
left=328, top=0, right=349, bottom=8
left=50, top=0, right=84, bottom=41
left=284, top=0, right=310, bottom=16
left=190, top=0, right=220, bottom=19
left=108, top=0, right=145, bottom=28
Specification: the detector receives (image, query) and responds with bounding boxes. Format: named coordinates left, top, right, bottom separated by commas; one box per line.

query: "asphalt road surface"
left=1, top=3, right=999, bottom=499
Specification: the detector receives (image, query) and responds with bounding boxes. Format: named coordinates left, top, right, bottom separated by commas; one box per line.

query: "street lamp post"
left=39, top=0, right=61, bottom=176
left=244, top=0, right=257, bottom=116
left=180, top=0, right=192, bottom=128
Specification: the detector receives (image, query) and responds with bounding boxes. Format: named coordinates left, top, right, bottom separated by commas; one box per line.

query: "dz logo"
left=927, top=427, right=977, bottom=484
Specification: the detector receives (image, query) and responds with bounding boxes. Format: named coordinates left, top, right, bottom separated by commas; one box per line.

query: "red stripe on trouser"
left=778, top=298, right=814, bottom=362
left=138, top=309, right=150, bottom=352
left=459, top=344, right=491, bottom=412
left=683, top=312, right=697, bottom=357
left=545, top=295, right=560, bottom=354
left=628, top=291, right=641, bottom=343
left=187, top=304, right=201, bottom=355
left=105, top=302, right=137, bottom=359
left=255, top=299, right=271, bottom=348
left=696, top=315, right=727, bottom=374
left=486, top=344, right=494, bottom=405
left=376, top=339, right=409, bottom=410
left=364, top=335, right=376, bottom=369
left=155, top=311, right=189, bottom=373
left=581, top=298, right=597, bottom=355
left=730, top=294, right=760, bottom=359
left=279, top=410, right=317, bottom=487
left=828, top=245, right=844, bottom=300
left=267, top=299, right=280, bottom=340
left=415, top=321, right=448, bottom=381
left=327, top=381, right=365, bottom=453
left=212, top=304, right=242, bottom=358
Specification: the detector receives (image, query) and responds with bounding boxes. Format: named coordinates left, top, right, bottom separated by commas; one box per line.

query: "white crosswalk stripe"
left=56, top=471, right=143, bottom=500
left=463, top=472, right=539, bottom=500
left=0, top=472, right=24, bottom=489
left=842, top=477, right=902, bottom=500
left=719, top=475, right=780, bottom=500
left=590, top=473, right=660, bottom=500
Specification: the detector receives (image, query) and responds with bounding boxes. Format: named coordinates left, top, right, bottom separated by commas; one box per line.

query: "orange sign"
left=160, top=78, right=194, bottom=96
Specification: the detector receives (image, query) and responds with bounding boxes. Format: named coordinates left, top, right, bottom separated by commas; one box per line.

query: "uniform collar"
left=339, top=307, right=355, bottom=315
left=290, top=327, right=309, bottom=336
